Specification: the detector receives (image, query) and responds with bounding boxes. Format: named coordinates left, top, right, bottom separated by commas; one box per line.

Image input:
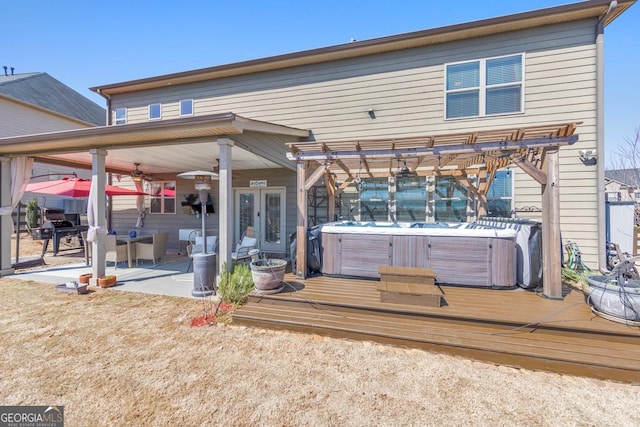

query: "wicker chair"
left=134, top=232, right=169, bottom=266
left=105, top=234, right=128, bottom=269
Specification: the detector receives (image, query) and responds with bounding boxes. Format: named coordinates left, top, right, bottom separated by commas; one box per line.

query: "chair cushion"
left=238, top=236, right=257, bottom=249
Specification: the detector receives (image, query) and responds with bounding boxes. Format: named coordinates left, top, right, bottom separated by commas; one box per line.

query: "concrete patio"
left=11, top=252, right=197, bottom=299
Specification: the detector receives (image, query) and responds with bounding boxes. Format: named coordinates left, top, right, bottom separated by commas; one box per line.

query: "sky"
left=1, top=1, right=638, bottom=162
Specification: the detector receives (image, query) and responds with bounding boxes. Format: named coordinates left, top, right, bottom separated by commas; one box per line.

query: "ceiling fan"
left=131, top=163, right=152, bottom=182
left=394, top=159, right=417, bottom=178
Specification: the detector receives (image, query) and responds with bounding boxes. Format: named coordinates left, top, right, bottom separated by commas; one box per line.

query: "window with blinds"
left=445, top=54, right=523, bottom=119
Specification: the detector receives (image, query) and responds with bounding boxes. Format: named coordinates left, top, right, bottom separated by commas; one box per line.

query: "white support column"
left=217, top=138, right=234, bottom=272
left=0, top=157, right=13, bottom=276
left=90, top=149, right=107, bottom=283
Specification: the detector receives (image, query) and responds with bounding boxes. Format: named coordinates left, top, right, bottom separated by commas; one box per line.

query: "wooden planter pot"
left=97, top=276, right=117, bottom=288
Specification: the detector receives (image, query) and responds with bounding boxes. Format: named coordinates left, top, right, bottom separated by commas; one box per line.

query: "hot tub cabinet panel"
left=341, top=234, right=392, bottom=278
left=320, top=222, right=516, bottom=288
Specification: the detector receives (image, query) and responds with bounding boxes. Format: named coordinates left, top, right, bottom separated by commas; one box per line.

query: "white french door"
left=234, top=187, right=286, bottom=253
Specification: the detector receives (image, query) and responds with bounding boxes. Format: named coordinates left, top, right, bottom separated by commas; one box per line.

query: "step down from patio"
left=232, top=274, right=640, bottom=383
left=376, top=265, right=442, bottom=307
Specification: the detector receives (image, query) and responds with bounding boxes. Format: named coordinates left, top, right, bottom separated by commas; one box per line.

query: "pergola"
left=287, top=122, right=581, bottom=300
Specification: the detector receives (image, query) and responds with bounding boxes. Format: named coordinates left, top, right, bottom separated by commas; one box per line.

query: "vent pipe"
left=2, top=66, right=7, bottom=76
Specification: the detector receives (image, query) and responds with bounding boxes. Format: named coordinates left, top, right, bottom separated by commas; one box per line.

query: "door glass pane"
left=264, top=193, right=281, bottom=244
left=239, top=193, right=255, bottom=237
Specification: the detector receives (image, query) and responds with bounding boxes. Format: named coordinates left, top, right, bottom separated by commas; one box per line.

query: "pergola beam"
left=287, top=135, right=578, bottom=162
left=512, top=155, right=547, bottom=185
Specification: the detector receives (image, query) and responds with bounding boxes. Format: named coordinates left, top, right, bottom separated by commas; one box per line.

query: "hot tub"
left=319, top=221, right=517, bottom=288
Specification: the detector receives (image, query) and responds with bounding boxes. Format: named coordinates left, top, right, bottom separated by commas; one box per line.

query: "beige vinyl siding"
left=110, top=19, right=600, bottom=265
left=0, top=98, right=92, bottom=137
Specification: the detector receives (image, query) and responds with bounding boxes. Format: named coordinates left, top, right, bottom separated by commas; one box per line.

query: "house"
left=605, top=169, right=640, bottom=202
left=0, top=71, right=106, bottom=214
left=0, top=0, right=635, bottom=296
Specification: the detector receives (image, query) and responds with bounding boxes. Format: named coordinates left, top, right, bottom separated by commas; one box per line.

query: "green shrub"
left=25, top=197, right=39, bottom=232
left=217, top=262, right=254, bottom=305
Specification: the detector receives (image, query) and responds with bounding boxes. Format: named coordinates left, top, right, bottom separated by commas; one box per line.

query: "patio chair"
left=186, top=235, right=217, bottom=272
left=231, top=235, right=258, bottom=265
left=134, top=231, right=169, bottom=266
left=105, top=234, right=128, bottom=269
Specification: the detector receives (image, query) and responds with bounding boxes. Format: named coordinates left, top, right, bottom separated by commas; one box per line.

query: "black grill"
left=33, top=208, right=88, bottom=256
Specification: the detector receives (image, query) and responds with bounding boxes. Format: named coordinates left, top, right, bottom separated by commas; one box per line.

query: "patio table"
left=116, top=235, right=153, bottom=267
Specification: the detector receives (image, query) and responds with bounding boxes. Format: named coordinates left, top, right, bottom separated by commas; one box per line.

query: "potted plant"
left=25, top=197, right=39, bottom=234
left=78, top=273, right=93, bottom=284
left=250, top=257, right=287, bottom=294
left=97, top=275, right=117, bottom=288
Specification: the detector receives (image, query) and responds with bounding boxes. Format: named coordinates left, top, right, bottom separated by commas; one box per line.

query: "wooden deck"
left=233, top=274, right=640, bottom=383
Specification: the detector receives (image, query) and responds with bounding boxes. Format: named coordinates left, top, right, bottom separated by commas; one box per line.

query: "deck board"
left=233, top=273, right=640, bottom=382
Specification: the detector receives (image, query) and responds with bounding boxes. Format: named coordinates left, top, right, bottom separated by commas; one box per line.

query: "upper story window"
left=180, top=99, right=193, bottom=116
left=115, top=107, right=127, bottom=125
left=445, top=54, right=523, bottom=119
left=149, top=103, right=161, bottom=120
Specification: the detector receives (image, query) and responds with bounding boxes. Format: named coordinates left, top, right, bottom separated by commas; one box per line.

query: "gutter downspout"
left=596, top=1, right=617, bottom=270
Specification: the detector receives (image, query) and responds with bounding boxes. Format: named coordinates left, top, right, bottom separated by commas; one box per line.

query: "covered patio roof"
left=0, top=112, right=310, bottom=174
left=287, top=122, right=581, bottom=300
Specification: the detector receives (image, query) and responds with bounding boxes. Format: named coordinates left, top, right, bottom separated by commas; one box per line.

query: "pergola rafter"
left=288, top=122, right=582, bottom=300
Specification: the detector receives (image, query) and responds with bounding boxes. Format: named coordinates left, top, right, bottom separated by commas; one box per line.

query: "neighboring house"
left=0, top=0, right=635, bottom=281
left=605, top=169, right=640, bottom=202
left=0, top=71, right=106, bottom=212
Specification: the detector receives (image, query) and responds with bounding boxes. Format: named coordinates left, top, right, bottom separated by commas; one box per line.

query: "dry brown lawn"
left=3, top=233, right=639, bottom=425
left=0, top=278, right=638, bottom=427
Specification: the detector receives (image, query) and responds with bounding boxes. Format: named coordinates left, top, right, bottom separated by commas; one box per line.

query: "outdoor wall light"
left=367, top=108, right=376, bottom=119
left=579, top=149, right=597, bottom=164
